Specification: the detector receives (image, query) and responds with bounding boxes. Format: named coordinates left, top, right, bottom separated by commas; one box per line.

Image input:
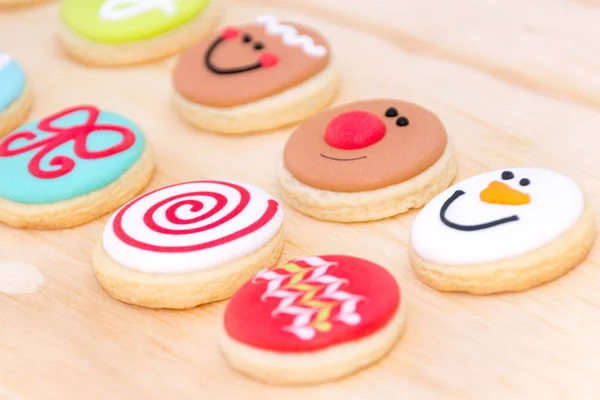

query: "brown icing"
left=283, top=99, right=448, bottom=192
left=173, top=20, right=331, bottom=108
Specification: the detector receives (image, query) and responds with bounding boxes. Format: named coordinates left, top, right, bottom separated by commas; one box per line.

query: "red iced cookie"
left=221, top=255, right=406, bottom=385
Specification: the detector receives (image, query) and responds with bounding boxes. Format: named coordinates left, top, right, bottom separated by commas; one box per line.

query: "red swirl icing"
left=224, top=255, right=401, bottom=353
left=0, top=105, right=135, bottom=179
left=112, top=180, right=280, bottom=253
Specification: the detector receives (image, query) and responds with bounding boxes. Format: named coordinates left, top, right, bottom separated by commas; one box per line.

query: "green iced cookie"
left=61, top=0, right=210, bottom=44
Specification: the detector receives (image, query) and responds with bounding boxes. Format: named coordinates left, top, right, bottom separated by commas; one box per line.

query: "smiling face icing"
left=173, top=16, right=331, bottom=107
left=411, top=168, right=585, bottom=265
left=283, top=99, right=448, bottom=192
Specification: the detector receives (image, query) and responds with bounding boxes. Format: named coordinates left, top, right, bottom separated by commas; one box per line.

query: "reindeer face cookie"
left=278, top=99, right=457, bottom=222
left=172, top=16, right=339, bottom=134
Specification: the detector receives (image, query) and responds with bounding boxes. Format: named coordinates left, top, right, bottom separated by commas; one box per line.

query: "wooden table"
left=1, top=0, right=600, bottom=398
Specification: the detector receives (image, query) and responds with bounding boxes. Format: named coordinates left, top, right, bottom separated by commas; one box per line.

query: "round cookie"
left=0, top=105, right=153, bottom=229
left=278, top=99, right=457, bottom=222
left=172, top=15, right=339, bottom=134
left=0, top=53, right=32, bottom=138
left=93, top=180, right=284, bottom=309
left=410, top=168, right=596, bottom=294
left=221, top=255, right=405, bottom=385
left=58, top=0, right=221, bottom=66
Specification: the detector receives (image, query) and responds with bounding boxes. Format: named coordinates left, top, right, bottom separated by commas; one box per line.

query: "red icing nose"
left=324, top=111, right=386, bottom=150
left=221, top=27, right=240, bottom=39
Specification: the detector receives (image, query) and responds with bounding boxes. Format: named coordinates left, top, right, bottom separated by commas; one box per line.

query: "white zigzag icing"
left=256, top=15, right=328, bottom=58
left=253, top=256, right=362, bottom=340
left=0, top=53, right=12, bottom=71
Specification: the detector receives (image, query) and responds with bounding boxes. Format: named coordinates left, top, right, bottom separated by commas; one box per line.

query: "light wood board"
left=1, top=0, right=600, bottom=398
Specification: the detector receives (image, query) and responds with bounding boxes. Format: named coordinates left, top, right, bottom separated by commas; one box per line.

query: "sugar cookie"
left=221, top=255, right=405, bottom=385
left=0, top=105, right=153, bottom=229
left=0, top=53, right=32, bottom=138
left=410, top=168, right=596, bottom=294
left=93, top=180, right=284, bottom=309
left=58, top=0, right=221, bottom=66
left=278, top=99, right=457, bottom=222
left=172, top=15, right=339, bottom=134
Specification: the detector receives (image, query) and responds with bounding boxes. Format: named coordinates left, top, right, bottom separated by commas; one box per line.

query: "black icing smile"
left=440, top=190, right=519, bottom=231
left=320, top=154, right=367, bottom=162
left=204, top=37, right=263, bottom=75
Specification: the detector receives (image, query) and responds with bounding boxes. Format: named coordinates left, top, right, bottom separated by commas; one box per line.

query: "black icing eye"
left=396, top=116, right=409, bottom=127
left=253, top=42, right=264, bottom=50
left=242, top=33, right=252, bottom=43
left=385, top=107, right=398, bottom=118
left=519, top=178, right=530, bottom=186
left=501, top=171, right=514, bottom=180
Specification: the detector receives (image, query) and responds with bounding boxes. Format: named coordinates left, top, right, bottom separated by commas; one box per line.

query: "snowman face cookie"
left=283, top=99, right=448, bottom=192
left=173, top=15, right=331, bottom=107
left=411, top=168, right=585, bottom=265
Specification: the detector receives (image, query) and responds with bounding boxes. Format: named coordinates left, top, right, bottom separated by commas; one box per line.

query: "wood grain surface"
left=1, top=0, right=600, bottom=398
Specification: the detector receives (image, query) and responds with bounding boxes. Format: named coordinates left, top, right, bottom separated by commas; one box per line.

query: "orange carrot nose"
left=479, top=181, right=530, bottom=205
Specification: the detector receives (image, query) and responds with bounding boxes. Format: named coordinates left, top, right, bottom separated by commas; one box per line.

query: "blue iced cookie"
left=0, top=52, right=31, bottom=138
left=0, top=105, right=154, bottom=229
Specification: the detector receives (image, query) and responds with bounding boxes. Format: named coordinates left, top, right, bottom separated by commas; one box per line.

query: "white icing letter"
left=99, top=0, right=178, bottom=21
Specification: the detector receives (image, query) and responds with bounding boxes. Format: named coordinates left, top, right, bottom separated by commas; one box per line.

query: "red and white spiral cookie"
left=93, top=180, right=284, bottom=309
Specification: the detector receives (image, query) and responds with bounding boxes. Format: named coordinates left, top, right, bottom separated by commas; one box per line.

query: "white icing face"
left=411, top=168, right=584, bottom=265
left=102, top=180, right=284, bottom=274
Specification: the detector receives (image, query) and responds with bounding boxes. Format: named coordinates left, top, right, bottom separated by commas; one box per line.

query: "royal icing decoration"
left=0, top=52, right=25, bottom=112
left=0, top=105, right=144, bottom=204
left=254, top=256, right=363, bottom=340
left=256, top=16, right=327, bottom=58
left=224, top=255, right=400, bottom=352
left=283, top=99, right=448, bottom=192
left=99, top=0, right=178, bottom=21
left=411, top=168, right=584, bottom=265
left=61, top=0, right=209, bottom=44
left=102, top=181, right=284, bottom=274
left=173, top=17, right=331, bottom=107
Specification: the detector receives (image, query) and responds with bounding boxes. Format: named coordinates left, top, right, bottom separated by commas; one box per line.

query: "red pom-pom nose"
left=259, top=52, right=279, bottom=68
left=221, top=27, right=240, bottom=39
left=324, top=111, right=386, bottom=150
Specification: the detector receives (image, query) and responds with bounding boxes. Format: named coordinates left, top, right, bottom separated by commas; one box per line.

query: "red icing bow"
left=0, top=105, right=136, bottom=179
